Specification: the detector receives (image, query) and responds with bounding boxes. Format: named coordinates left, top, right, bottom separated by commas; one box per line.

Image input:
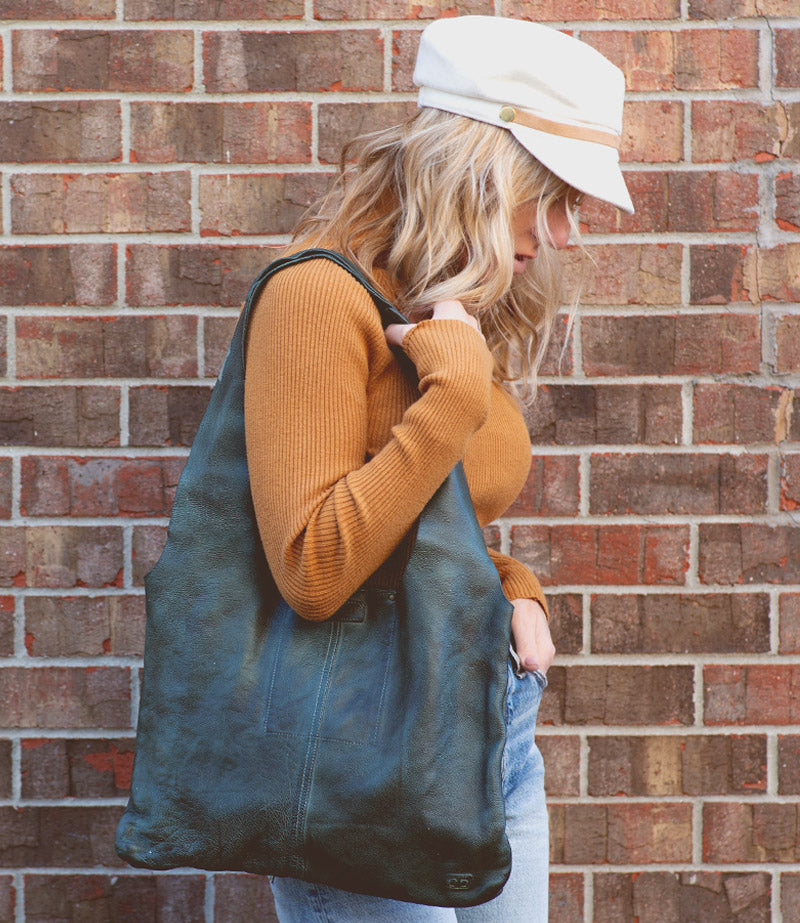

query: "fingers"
left=384, top=323, right=415, bottom=347
left=510, top=598, right=556, bottom=675
left=384, top=299, right=483, bottom=349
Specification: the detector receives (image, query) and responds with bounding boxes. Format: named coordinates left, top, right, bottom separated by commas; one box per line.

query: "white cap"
left=413, top=16, right=634, bottom=214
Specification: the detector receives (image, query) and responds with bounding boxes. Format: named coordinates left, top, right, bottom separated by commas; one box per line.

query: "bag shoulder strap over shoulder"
left=238, top=247, right=410, bottom=367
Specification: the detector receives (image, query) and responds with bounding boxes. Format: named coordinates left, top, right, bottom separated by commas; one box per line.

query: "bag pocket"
left=263, top=592, right=397, bottom=746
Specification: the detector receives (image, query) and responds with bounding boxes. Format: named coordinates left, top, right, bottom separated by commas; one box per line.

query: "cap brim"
left=510, top=123, right=634, bottom=214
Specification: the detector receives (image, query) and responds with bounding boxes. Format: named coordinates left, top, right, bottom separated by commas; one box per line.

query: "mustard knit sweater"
left=244, top=256, right=547, bottom=621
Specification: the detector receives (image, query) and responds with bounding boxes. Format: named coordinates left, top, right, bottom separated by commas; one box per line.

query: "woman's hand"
left=384, top=299, right=483, bottom=347
left=510, top=598, right=555, bottom=675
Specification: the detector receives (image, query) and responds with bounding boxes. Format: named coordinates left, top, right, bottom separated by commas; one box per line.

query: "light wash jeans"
left=270, top=659, right=549, bottom=922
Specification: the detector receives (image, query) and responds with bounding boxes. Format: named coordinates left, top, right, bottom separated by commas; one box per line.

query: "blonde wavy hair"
left=293, top=107, right=583, bottom=397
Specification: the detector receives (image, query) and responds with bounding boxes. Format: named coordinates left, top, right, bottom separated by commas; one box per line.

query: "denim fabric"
left=270, top=660, right=549, bottom=922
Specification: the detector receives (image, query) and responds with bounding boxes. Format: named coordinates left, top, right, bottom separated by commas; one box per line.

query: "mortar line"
left=771, top=588, right=782, bottom=655
left=194, top=28, right=204, bottom=93
left=767, top=731, right=779, bottom=797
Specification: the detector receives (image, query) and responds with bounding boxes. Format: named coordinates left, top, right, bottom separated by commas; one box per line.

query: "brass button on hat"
left=499, top=106, right=516, bottom=122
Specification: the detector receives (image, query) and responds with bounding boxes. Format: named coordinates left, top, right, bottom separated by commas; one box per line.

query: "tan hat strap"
left=499, top=105, right=621, bottom=151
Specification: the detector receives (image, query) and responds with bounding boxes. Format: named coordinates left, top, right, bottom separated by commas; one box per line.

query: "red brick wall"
left=0, top=2, right=798, bottom=921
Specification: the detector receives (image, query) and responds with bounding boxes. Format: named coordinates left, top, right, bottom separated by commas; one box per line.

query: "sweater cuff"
left=402, top=318, right=493, bottom=386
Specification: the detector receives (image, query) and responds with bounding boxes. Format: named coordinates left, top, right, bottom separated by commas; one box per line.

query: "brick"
left=0, top=101, right=120, bottom=163
left=585, top=29, right=757, bottom=92
left=525, top=385, right=682, bottom=446
left=21, top=738, right=135, bottom=798
left=674, top=28, right=759, bottom=90
left=2, top=525, right=124, bottom=589
left=704, top=665, right=800, bottom=725
left=0, top=0, right=114, bottom=15
left=565, top=243, right=682, bottom=306
left=560, top=665, right=693, bottom=726
left=746, top=244, right=800, bottom=303
left=0, top=458, right=10, bottom=519
left=0, top=246, right=116, bottom=306
left=11, top=172, right=191, bottom=235
left=592, top=593, right=770, bottom=654
left=690, top=245, right=749, bottom=304
left=776, top=172, right=800, bottom=232
left=539, top=736, right=580, bottom=796
left=503, top=0, right=679, bottom=18
left=131, top=102, right=311, bottom=164
left=512, top=524, right=689, bottom=587
left=132, top=525, right=168, bottom=585
left=776, top=29, right=800, bottom=87
left=690, top=0, right=800, bottom=16
left=693, top=384, right=794, bottom=444
left=126, top=0, right=303, bottom=17
left=204, top=30, right=383, bottom=92
left=17, top=316, right=197, bottom=380
left=0, top=597, right=13, bottom=656
left=704, top=803, right=800, bottom=863
left=26, top=874, right=205, bottom=922
left=780, top=594, right=800, bottom=654
left=129, top=386, right=211, bottom=447
left=547, top=594, right=582, bottom=655
left=693, top=101, right=800, bottom=163
left=779, top=736, right=800, bottom=794
left=13, top=30, right=193, bottom=92
left=620, top=101, right=683, bottom=163
left=318, top=101, right=417, bottom=164
left=316, top=0, right=490, bottom=18
left=214, top=873, right=278, bottom=923
left=590, top=453, right=767, bottom=516
left=782, top=453, right=800, bottom=510
left=21, top=456, right=183, bottom=518
left=582, top=170, right=759, bottom=235
left=1, top=529, right=26, bottom=588
left=204, top=316, right=238, bottom=377
left=0, top=877, right=13, bottom=922
left=582, top=31, right=674, bottom=91
left=582, top=314, right=761, bottom=376
left=0, top=740, right=11, bottom=797
left=0, top=668, right=129, bottom=728
left=0, top=386, right=119, bottom=448
left=538, top=315, right=574, bottom=377
left=199, top=173, right=332, bottom=237
left=550, top=874, right=583, bottom=923
left=0, top=807, right=123, bottom=866
left=783, top=874, right=800, bottom=919
left=25, top=595, right=146, bottom=657
left=594, top=872, right=770, bottom=922
left=504, top=455, right=579, bottom=517
left=538, top=665, right=565, bottom=727
left=551, top=803, right=692, bottom=864
left=127, top=244, right=276, bottom=307
left=0, top=317, right=6, bottom=378
left=391, top=28, right=422, bottom=92
left=700, top=524, right=800, bottom=585
left=588, top=734, right=765, bottom=796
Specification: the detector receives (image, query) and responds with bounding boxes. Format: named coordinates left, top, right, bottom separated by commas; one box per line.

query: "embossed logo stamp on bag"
left=446, top=873, right=474, bottom=891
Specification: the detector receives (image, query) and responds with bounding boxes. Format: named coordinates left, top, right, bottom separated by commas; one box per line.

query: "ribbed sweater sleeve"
left=244, top=259, right=494, bottom=620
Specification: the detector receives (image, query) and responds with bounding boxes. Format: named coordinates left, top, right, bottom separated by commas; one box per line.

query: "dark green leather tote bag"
left=115, top=249, right=515, bottom=908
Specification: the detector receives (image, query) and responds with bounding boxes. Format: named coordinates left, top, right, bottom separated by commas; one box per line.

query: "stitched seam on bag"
left=291, top=622, right=341, bottom=876
left=369, top=604, right=397, bottom=746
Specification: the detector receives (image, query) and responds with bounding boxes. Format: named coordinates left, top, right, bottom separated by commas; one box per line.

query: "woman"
left=244, top=15, right=633, bottom=922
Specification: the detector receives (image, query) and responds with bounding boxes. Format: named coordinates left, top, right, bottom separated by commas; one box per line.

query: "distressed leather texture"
left=115, top=250, right=514, bottom=907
